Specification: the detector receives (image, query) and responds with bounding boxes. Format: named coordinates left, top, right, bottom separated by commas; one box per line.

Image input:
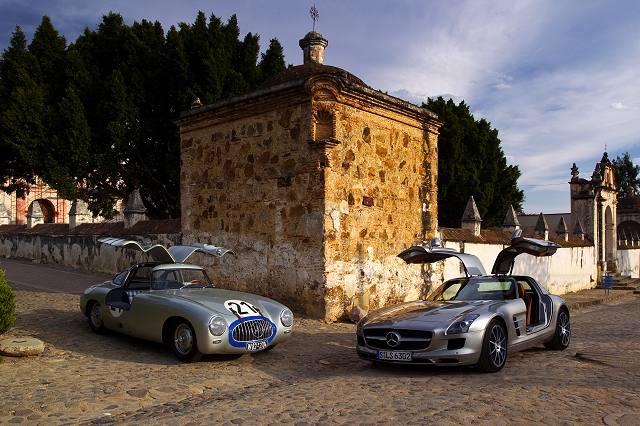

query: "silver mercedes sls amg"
left=356, top=231, right=570, bottom=372
left=80, top=238, right=294, bottom=362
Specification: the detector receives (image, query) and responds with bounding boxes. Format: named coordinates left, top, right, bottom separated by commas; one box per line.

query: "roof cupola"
left=299, top=31, right=328, bottom=65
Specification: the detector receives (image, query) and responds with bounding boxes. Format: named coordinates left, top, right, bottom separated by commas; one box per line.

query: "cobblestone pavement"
left=0, top=259, right=639, bottom=425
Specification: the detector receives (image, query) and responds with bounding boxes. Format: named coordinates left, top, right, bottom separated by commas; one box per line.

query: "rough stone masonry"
left=175, top=31, right=442, bottom=322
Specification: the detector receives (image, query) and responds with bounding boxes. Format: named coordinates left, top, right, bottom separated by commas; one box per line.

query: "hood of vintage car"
left=165, top=288, right=283, bottom=318
left=361, top=300, right=491, bottom=328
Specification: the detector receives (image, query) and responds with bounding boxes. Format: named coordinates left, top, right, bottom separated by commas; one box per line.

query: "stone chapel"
left=175, top=32, right=442, bottom=321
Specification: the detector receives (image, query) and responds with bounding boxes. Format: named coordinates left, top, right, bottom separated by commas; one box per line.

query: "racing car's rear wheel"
left=88, top=301, right=106, bottom=334
left=476, top=319, right=507, bottom=373
left=544, top=308, right=570, bottom=350
left=172, top=321, right=203, bottom=363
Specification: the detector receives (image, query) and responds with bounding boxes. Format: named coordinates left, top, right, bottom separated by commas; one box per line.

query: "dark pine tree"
left=424, top=97, right=524, bottom=228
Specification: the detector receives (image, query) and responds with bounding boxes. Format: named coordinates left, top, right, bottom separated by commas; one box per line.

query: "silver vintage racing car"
left=356, top=231, right=570, bottom=372
left=80, top=238, right=294, bottom=362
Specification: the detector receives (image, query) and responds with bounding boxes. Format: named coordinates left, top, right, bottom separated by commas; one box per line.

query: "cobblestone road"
left=1, top=260, right=639, bottom=425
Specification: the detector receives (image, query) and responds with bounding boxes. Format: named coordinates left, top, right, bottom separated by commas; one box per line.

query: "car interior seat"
left=518, top=282, right=532, bottom=326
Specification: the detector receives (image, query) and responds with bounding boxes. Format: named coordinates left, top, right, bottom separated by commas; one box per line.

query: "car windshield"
left=151, top=268, right=214, bottom=290
left=430, top=277, right=517, bottom=301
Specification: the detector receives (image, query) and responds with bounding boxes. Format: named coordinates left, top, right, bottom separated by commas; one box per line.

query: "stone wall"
left=176, top=68, right=440, bottom=322
left=179, top=100, right=328, bottom=318
left=323, top=103, right=438, bottom=320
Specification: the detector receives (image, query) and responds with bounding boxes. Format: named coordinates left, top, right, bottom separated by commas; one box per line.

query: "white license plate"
left=377, top=350, right=412, bottom=361
left=245, top=341, right=268, bottom=351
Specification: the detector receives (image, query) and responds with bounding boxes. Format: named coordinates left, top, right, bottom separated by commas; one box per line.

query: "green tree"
left=259, top=38, right=286, bottom=81
left=424, top=97, right=524, bottom=228
left=0, top=11, right=286, bottom=219
left=0, top=26, right=43, bottom=197
left=612, top=152, right=640, bottom=196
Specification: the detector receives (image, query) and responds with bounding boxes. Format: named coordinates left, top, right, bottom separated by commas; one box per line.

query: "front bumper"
left=356, top=329, right=484, bottom=366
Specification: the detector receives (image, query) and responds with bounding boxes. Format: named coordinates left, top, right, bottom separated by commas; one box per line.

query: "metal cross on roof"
left=310, top=4, right=319, bottom=31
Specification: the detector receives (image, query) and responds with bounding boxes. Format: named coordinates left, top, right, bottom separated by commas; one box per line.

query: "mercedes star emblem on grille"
left=386, top=331, right=401, bottom=347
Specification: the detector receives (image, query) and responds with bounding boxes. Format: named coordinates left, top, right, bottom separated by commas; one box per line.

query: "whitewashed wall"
left=617, top=248, right=640, bottom=278
left=440, top=240, right=598, bottom=295
left=0, top=233, right=181, bottom=276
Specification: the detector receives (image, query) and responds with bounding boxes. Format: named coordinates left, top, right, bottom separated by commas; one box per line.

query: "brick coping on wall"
left=439, top=227, right=593, bottom=248
left=0, top=219, right=181, bottom=236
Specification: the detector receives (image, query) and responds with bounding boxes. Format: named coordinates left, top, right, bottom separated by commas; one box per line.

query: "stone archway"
left=618, top=220, right=640, bottom=241
left=35, top=199, right=55, bottom=223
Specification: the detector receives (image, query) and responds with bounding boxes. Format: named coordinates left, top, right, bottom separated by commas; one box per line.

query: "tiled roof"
left=439, top=227, right=593, bottom=248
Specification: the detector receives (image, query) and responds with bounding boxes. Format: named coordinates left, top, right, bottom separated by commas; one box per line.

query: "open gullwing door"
left=398, top=239, right=487, bottom=276
left=98, top=238, right=234, bottom=264
left=491, top=230, right=561, bottom=275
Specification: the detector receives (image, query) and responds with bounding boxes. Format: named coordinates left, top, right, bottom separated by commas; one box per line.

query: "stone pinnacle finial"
left=461, top=196, right=482, bottom=236
left=502, top=205, right=520, bottom=233
left=0, top=202, right=9, bottom=225
left=556, top=216, right=569, bottom=241
left=27, top=201, right=44, bottom=228
left=573, top=219, right=585, bottom=240
left=124, top=189, right=147, bottom=229
left=299, top=31, right=328, bottom=65
left=534, top=212, right=549, bottom=240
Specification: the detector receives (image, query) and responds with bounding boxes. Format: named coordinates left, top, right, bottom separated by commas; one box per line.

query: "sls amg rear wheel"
left=88, top=301, right=106, bottom=334
left=544, top=308, right=570, bottom=350
left=476, top=319, right=507, bottom=373
left=172, top=321, right=203, bottom=363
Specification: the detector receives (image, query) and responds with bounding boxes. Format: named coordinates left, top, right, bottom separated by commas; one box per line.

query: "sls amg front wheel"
left=172, top=321, right=203, bottom=363
left=544, top=308, right=570, bottom=350
left=476, top=319, right=507, bottom=373
left=88, top=301, right=106, bottom=334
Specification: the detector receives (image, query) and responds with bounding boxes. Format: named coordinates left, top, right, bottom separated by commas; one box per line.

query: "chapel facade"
left=569, top=152, right=618, bottom=273
left=175, top=32, right=442, bottom=321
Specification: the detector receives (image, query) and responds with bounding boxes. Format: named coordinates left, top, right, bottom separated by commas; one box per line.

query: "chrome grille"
left=363, top=328, right=432, bottom=350
left=232, top=319, right=274, bottom=342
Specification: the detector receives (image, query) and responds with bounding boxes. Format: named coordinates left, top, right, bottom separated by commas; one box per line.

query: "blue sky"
left=1, top=0, right=639, bottom=215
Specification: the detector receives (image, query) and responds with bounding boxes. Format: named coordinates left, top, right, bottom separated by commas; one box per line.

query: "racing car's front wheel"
left=172, top=321, right=203, bottom=363
left=476, top=319, right=507, bottom=373
left=88, top=301, right=106, bottom=334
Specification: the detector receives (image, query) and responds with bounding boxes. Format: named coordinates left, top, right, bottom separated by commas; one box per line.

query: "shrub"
left=0, top=269, right=16, bottom=334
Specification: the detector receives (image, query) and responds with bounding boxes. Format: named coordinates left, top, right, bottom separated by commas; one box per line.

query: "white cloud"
left=611, top=102, right=628, bottom=110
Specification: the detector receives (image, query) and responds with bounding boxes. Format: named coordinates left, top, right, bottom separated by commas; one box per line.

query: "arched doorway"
left=618, top=220, right=640, bottom=242
left=605, top=205, right=615, bottom=270
left=36, top=199, right=56, bottom=223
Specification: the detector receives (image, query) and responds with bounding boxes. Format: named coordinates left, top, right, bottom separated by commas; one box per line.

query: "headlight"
left=208, top=315, right=227, bottom=336
left=446, top=314, right=480, bottom=335
left=280, top=309, right=294, bottom=327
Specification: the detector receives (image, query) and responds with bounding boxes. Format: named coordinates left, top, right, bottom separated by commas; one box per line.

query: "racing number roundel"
left=224, top=300, right=260, bottom=317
